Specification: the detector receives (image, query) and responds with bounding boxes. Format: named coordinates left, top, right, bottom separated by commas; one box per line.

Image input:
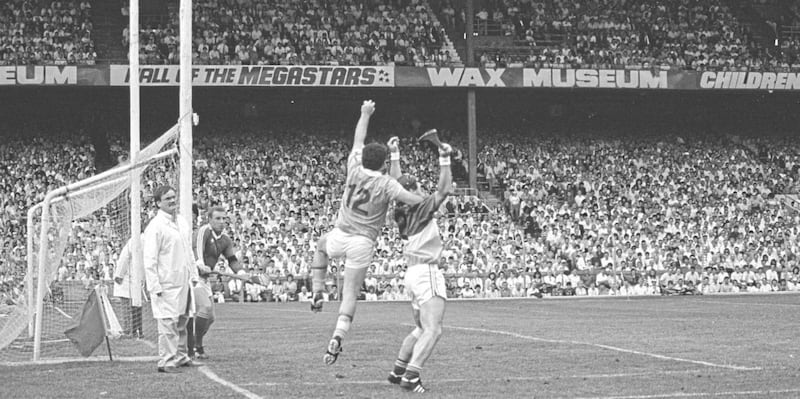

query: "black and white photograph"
left=2, top=0, right=800, bottom=397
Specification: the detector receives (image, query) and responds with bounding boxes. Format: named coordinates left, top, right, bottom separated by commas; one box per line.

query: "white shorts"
left=405, top=264, right=447, bottom=310
left=325, top=228, right=375, bottom=270
left=193, top=279, right=214, bottom=318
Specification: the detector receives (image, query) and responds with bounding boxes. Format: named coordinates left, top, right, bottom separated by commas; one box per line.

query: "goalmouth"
left=0, top=123, right=182, bottom=364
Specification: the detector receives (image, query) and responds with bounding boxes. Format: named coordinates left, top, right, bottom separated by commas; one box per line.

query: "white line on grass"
left=575, top=388, right=800, bottom=399
left=0, top=355, right=159, bottom=367
left=439, top=324, right=761, bottom=371
left=199, top=366, right=263, bottom=399
left=696, top=300, right=800, bottom=308
left=267, top=308, right=317, bottom=314
left=238, top=369, right=711, bottom=387
left=214, top=326, right=320, bottom=333
left=8, top=338, right=70, bottom=346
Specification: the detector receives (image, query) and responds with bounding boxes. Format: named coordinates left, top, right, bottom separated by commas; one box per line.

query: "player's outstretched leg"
left=323, top=328, right=344, bottom=365
left=400, top=296, right=445, bottom=393
left=389, top=309, right=422, bottom=385
left=324, top=266, right=367, bottom=365
left=310, top=234, right=329, bottom=313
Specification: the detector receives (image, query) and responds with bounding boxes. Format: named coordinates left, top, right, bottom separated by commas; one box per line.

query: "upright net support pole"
left=129, top=0, right=143, bottom=309
left=33, top=188, right=64, bottom=361
left=25, top=203, right=40, bottom=338
left=179, top=0, right=193, bottom=228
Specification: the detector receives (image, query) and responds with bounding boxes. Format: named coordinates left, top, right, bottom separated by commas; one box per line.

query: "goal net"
left=0, top=123, right=181, bottom=364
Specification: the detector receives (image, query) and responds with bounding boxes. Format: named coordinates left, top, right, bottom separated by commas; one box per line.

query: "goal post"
left=0, top=124, right=182, bottom=365
left=129, top=0, right=143, bottom=333
left=33, top=148, right=177, bottom=361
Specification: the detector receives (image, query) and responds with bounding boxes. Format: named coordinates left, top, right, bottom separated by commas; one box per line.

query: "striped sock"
left=404, top=365, right=421, bottom=381
left=393, top=359, right=409, bottom=376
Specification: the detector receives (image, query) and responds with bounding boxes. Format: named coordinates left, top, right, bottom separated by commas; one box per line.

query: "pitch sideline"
left=576, top=388, right=800, bottom=399
left=239, top=369, right=713, bottom=387
left=437, top=324, right=761, bottom=371
left=199, top=366, right=265, bottom=399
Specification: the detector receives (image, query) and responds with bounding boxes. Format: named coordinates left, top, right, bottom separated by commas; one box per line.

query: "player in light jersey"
left=191, top=206, right=244, bottom=359
left=386, top=142, right=454, bottom=394
left=310, top=100, right=423, bottom=366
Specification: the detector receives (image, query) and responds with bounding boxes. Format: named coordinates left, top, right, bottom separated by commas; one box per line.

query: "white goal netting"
left=0, top=124, right=181, bottom=364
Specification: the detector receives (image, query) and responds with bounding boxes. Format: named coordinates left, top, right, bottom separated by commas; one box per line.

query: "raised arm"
left=434, top=143, right=454, bottom=204
left=395, top=188, right=424, bottom=205
left=352, top=100, right=376, bottom=152
left=388, top=136, right=401, bottom=179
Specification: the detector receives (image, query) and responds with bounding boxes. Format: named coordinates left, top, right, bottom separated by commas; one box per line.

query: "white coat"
left=113, top=241, right=133, bottom=299
left=143, top=210, right=198, bottom=319
left=114, top=240, right=145, bottom=306
left=113, top=241, right=146, bottom=306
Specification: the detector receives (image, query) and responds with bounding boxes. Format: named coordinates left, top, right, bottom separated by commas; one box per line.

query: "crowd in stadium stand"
left=125, top=0, right=451, bottom=66
left=471, top=0, right=800, bottom=71
left=0, top=0, right=96, bottom=65
left=481, top=130, right=799, bottom=296
left=2, top=0, right=797, bottom=70
left=4, top=115, right=800, bottom=305
left=0, top=125, right=98, bottom=305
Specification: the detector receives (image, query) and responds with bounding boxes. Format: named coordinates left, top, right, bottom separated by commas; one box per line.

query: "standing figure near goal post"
left=386, top=139, right=454, bottom=394
left=309, top=100, right=423, bottom=366
left=190, top=205, right=246, bottom=359
left=113, top=240, right=143, bottom=338
left=143, top=185, right=202, bottom=373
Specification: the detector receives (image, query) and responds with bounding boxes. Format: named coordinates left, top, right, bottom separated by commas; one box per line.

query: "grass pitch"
left=3, top=294, right=800, bottom=398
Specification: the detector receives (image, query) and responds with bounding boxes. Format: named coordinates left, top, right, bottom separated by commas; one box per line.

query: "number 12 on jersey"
left=346, top=184, right=371, bottom=216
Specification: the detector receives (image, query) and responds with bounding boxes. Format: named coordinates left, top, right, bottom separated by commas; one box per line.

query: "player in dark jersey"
left=190, top=205, right=243, bottom=359
left=386, top=142, right=454, bottom=394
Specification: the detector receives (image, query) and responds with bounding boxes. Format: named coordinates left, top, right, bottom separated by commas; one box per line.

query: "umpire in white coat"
left=113, top=241, right=144, bottom=337
left=143, top=185, right=202, bottom=373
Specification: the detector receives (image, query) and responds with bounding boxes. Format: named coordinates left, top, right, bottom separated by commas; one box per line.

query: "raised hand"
left=361, top=100, right=376, bottom=116
left=388, top=136, right=400, bottom=153
left=439, top=143, right=453, bottom=157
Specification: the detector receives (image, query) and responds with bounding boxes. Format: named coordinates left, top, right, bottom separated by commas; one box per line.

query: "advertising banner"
left=0, top=66, right=78, bottom=85
left=3, top=65, right=798, bottom=90
left=697, top=71, right=800, bottom=90
left=396, top=67, right=672, bottom=89
left=109, top=65, right=394, bottom=87
left=395, top=67, right=800, bottom=90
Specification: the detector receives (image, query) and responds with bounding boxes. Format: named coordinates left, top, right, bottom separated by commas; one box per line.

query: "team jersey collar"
left=361, top=167, right=382, bottom=177
left=207, top=225, right=225, bottom=240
